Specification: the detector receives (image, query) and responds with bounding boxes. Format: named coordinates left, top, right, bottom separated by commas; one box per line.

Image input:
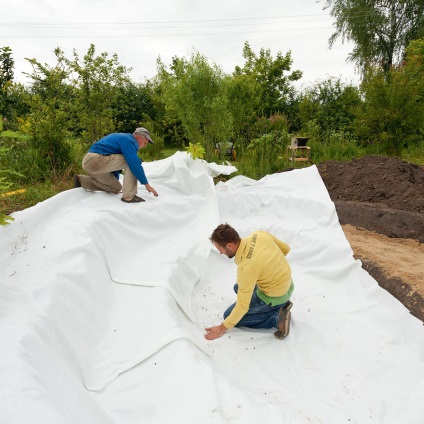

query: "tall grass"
left=0, top=177, right=73, bottom=216
left=234, top=133, right=292, bottom=179
left=396, top=141, right=424, bottom=165
left=233, top=130, right=366, bottom=179
left=307, top=132, right=367, bottom=163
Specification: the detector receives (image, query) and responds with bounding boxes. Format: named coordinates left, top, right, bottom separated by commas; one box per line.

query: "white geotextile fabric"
left=0, top=152, right=423, bottom=423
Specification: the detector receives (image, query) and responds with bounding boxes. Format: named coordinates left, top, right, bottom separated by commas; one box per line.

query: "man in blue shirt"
left=75, top=128, right=158, bottom=203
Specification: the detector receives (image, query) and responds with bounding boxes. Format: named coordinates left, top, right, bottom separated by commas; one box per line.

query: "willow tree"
left=323, top=0, right=424, bottom=74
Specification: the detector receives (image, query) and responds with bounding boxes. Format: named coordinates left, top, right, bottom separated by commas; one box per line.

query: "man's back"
left=236, top=231, right=291, bottom=297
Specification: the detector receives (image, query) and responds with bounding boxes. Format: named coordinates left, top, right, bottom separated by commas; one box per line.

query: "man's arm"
left=121, top=145, right=149, bottom=185
left=204, top=264, right=258, bottom=340
left=120, top=140, right=159, bottom=196
left=222, top=261, right=259, bottom=329
left=272, top=235, right=290, bottom=256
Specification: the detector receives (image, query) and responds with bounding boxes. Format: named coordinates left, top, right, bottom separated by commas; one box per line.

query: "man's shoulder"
left=248, top=230, right=271, bottom=241
left=248, top=231, right=281, bottom=251
left=101, top=133, right=137, bottom=148
left=103, top=133, right=133, bottom=141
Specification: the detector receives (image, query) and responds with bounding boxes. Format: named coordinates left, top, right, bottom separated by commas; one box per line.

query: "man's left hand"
left=204, top=323, right=227, bottom=340
left=145, top=184, right=158, bottom=197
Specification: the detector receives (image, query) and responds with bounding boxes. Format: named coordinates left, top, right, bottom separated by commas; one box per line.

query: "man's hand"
left=145, top=184, right=158, bottom=197
left=204, top=323, right=227, bottom=340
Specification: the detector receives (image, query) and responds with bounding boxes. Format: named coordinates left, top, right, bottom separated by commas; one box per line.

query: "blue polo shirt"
left=89, top=133, right=148, bottom=185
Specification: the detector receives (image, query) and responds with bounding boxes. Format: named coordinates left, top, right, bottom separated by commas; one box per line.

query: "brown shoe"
left=121, top=195, right=145, bottom=203
left=274, top=304, right=292, bottom=340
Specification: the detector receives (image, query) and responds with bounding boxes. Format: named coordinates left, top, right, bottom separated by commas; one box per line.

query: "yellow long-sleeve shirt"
left=223, top=231, right=292, bottom=329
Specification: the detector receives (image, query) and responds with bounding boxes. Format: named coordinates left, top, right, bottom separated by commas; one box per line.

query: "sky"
left=1, top=0, right=360, bottom=89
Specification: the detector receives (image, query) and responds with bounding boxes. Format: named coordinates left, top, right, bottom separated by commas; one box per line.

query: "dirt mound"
left=317, top=155, right=424, bottom=212
left=317, top=156, right=424, bottom=242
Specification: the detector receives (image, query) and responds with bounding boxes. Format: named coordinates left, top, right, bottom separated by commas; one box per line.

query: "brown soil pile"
left=317, top=155, right=424, bottom=212
left=317, top=156, right=424, bottom=242
left=315, top=156, right=424, bottom=322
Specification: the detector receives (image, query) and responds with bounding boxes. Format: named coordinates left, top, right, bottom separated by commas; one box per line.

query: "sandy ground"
left=342, top=224, right=424, bottom=321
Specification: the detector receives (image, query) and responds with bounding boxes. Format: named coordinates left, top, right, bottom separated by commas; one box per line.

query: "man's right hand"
left=204, top=323, right=227, bottom=340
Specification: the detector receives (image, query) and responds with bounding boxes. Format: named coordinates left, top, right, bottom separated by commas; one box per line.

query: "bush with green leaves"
left=0, top=131, right=39, bottom=183
left=155, top=51, right=233, bottom=160
left=66, top=44, right=132, bottom=144
left=298, top=77, right=361, bottom=139
left=236, top=130, right=291, bottom=179
left=354, top=68, right=424, bottom=156
left=234, top=41, right=302, bottom=117
left=0, top=145, right=16, bottom=225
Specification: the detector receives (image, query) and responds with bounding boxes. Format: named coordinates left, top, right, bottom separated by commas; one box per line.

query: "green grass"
left=0, top=176, right=73, bottom=216
left=162, top=147, right=180, bottom=157
left=401, top=142, right=424, bottom=165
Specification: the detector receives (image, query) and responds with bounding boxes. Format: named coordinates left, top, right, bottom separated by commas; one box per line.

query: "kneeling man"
left=205, top=224, right=294, bottom=341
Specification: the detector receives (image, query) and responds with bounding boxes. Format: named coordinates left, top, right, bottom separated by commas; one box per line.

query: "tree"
left=66, top=44, right=131, bottom=143
left=0, top=46, right=15, bottom=117
left=298, top=77, right=361, bottom=136
left=323, top=0, right=424, bottom=74
left=234, top=41, right=302, bottom=116
left=155, top=51, right=233, bottom=158
left=0, top=46, right=14, bottom=90
left=114, top=81, right=156, bottom=133
left=353, top=62, right=424, bottom=155
left=402, top=37, right=424, bottom=97
left=224, top=73, right=260, bottom=145
left=25, top=48, right=72, bottom=175
left=3, top=82, right=31, bottom=130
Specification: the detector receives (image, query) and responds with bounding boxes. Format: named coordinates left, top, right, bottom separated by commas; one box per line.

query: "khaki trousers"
left=80, top=153, right=138, bottom=199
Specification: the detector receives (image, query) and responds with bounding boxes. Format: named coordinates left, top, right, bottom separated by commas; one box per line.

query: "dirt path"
left=342, top=224, right=424, bottom=297
left=342, top=224, right=424, bottom=321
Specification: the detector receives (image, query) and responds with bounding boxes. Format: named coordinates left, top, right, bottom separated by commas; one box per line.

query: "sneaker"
left=74, top=174, right=81, bottom=188
left=274, top=303, right=293, bottom=340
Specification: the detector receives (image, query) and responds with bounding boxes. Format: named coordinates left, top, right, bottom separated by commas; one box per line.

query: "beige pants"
left=80, top=153, right=138, bottom=199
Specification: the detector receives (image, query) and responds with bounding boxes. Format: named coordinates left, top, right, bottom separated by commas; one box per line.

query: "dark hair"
left=210, top=223, right=240, bottom=247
